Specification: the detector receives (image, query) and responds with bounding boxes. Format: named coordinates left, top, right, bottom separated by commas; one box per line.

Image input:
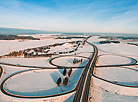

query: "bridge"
left=73, top=41, right=98, bottom=102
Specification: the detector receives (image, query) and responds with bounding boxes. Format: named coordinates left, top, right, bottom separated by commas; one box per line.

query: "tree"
left=19, top=51, right=23, bottom=56
left=68, top=68, right=72, bottom=77
left=81, top=58, right=83, bottom=63
left=82, top=40, right=86, bottom=45
left=63, top=68, right=66, bottom=76
left=24, top=52, right=28, bottom=58
left=27, top=48, right=31, bottom=52
left=36, top=52, right=38, bottom=56
left=57, top=77, right=62, bottom=86
left=63, top=77, right=68, bottom=85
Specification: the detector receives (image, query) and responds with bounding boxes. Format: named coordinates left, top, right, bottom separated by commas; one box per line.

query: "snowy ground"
left=3, top=68, right=84, bottom=97
left=0, top=35, right=137, bottom=102
left=0, top=34, right=92, bottom=102
left=0, top=57, right=55, bottom=68
left=88, top=36, right=138, bottom=102
left=97, top=54, right=134, bottom=66
left=0, top=35, right=84, bottom=56
left=51, top=56, right=89, bottom=67
left=98, top=42, right=138, bottom=57
left=89, top=77, right=138, bottom=102
left=77, top=52, right=92, bottom=58
left=95, top=67, right=138, bottom=86
left=0, top=65, right=76, bottom=102
left=0, top=35, right=93, bottom=67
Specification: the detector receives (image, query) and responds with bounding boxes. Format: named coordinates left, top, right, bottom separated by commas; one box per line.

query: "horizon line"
left=0, top=26, right=138, bottom=35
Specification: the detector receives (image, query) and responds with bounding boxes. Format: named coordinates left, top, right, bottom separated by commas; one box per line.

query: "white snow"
left=77, top=52, right=92, bottom=58
left=4, top=68, right=84, bottom=96
left=0, top=35, right=92, bottom=102
left=0, top=37, right=83, bottom=56
left=95, top=67, right=138, bottom=86
left=0, top=57, right=55, bottom=68
left=88, top=36, right=138, bottom=102
left=0, top=35, right=137, bottom=102
left=98, top=42, right=138, bottom=57
left=52, top=56, right=89, bottom=67
left=97, top=55, right=133, bottom=66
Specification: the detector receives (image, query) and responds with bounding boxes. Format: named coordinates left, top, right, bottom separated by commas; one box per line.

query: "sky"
left=0, top=0, right=138, bottom=33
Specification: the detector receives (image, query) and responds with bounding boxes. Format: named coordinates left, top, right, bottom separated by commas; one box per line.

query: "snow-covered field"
left=88, top=36, right=138, bottom=102
left=0, top=36, right=83, bottom=56
left=95, top=67, right=138, bottom=86
left=0, top=34, right=137, bottom=102
left=3, top=68, right=84, bottom=97
left=0, top=57, right=55, bottom=68
left=0, top=34, right=93, bottom=102
left=97, top=54, right=135, bottom=66
left=51, top=56, right=89, bottom=67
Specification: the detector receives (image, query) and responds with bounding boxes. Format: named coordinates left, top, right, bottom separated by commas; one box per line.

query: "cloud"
left=0, top=0, right=138, bottom=33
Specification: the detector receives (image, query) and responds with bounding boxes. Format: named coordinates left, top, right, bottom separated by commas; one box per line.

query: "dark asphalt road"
left=73, top=41, right=98, bottom=102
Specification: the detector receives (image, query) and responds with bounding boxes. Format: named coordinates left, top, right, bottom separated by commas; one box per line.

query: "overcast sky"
left=0, top=0, right=138, bottom=33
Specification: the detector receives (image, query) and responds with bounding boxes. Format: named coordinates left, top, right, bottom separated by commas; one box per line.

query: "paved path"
left=0, top=39, right=95, bottom=98
left=73, top=41, right=98, bottom=102
left=0, top=66, right=3, bottom=79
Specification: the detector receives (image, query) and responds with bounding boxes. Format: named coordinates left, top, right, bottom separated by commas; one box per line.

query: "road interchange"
left=0, top=36, right=138, bottom=101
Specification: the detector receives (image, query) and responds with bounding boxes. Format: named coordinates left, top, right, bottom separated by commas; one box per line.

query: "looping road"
left=0, top=36, right=138, bottom=101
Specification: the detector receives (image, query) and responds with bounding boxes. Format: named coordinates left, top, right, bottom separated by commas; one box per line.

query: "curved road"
left=73, top=39, right=138, bottom=101
left=0, top=39, right=95, bottom=99
left=0, top=66, right=3, bottom=79
left=73, top=41, right=98, bottom=102
left=0, top=36, right=137, bottom=101
left=96, top=54, right=137, bottom=67
left=0, top=36, right=99, bottom=100
left=49, top=55, right=90, bottom=68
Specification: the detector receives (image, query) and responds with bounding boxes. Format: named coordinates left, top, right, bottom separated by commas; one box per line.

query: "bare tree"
left=63, top=68, right=66, bottom=76
left=27, top=48, right=31, bottom=52
left=57, top=77, right=62, bottom=86
left=81, top=58, right=83, bottom=63
left=24, top=52, right=28, bottom=58
left=63, top=77, right=68, bottom=85
left=68, top=68, right=72, bottom=77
